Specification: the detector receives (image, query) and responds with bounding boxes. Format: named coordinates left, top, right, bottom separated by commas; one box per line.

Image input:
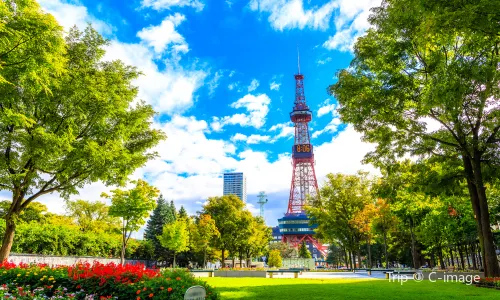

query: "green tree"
left=307, top=172, right=372, bottom=268
left=158, top=217, right=190, bottom=267
left=268, top=249, right=282, bottom=268
left=201, top=195, right=245, bottom=266
left=0, top=201, right=47, bottom=223
left=106, top=179, right=159, bottom=264
left=298, top=241, right=312, bottom=259
left=350, top=203, right=377, bottom=268
left=190, top=214, right=219, bottom=268
left=65, top=199, right=119, bottom=233
left=144, top=195, right=176, bottom=261
left=268, top=241, right=297, bottom=259
left=328, top=0, right=500, bottom=276
left=178, top=206, right=188, bottom=219
left=231, top=210, right=253, bottom=267
left=243, top=217, right=272, bottom=267
left=372, top=199, right=398, bottom=269
left=0, top=0, right=66, bottom=87
left=0, top=23, right=165, bottom=260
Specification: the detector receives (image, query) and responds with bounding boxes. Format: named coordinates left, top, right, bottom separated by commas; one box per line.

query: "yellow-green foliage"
left=268, top=249, right=282, bottom=268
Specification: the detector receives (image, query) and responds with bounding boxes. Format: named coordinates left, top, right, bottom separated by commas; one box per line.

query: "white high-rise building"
left=223, top=172, right=247, bottom=202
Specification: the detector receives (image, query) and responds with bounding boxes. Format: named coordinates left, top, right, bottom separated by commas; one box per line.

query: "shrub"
left=0, top=261, right=219, bottom=299
left=268, top=250, right=282, bottom=268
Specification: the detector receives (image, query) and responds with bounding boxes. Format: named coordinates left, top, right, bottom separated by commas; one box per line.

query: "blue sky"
left=1, top=0, right=381, bottom=234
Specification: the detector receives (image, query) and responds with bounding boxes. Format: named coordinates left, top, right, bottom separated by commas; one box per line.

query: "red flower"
left=149, top=293, right=154, bottom=298
left=167, top=287, right=173, bottom=292
left=137, top=290, right=141, bottom=294
left=176, top=277, right=181, bottom=281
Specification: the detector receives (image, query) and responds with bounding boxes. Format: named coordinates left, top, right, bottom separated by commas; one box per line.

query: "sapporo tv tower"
left=278, top=51, right=327, bottom=258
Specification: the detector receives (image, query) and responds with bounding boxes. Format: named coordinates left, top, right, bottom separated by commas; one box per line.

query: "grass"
left=203, top=277, right=498, bottom=299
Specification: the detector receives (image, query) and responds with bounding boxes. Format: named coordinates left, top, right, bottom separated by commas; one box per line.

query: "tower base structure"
left=278, top=213, right=327, bottom=258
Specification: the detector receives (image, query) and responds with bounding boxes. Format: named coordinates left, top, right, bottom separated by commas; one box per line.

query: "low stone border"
left=214, top=271, right=267, bottom=278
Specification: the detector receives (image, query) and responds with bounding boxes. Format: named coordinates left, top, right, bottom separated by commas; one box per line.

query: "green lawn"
left=203, top=278, right=498, bottom=299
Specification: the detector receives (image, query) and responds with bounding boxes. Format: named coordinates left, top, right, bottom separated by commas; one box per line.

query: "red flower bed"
left=68, top=261, right=159, bottom=284
left=475, top=277, right=500, bottom=288
left=0, top=261, right=219, bottom=299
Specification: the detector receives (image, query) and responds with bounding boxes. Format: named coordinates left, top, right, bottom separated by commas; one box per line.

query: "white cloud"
left=104, top=41, right=206, bottom=115
left=38, top=0, right=113, bottom=34
left=211, top=94, right=271, bottom=130
left=249, top=0, right=337, bottom=31
left=228, top=82, right=240, bottom=91
left=270, top=81, right=281, bottom=91
left=207, top=70, right=223, bottom=96
left=317, top=103, right=337, bottom=117
left=248, top=79, right=260, bottom=92
left=30, top=0, right=378, bottom=231
left=137, top=14, right=188, bottom=55
left=141, top=0, right=204, bottom=12
left=312, top=118, right=341, bottom=138
left=323, top=0, right=382, bottom=52
left=269, top=122, right=295, bottom=140
left=317, top=57, right=332, bottom=65
left=231, top=133, right=272, bottom=144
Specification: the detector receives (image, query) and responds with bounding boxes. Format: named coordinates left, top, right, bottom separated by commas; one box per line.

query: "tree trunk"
left=366, top=237, right=372, bottom=269
left=203, top=248, right=207, bottom=269
left=438, top=246, right=445, bottom=270
left=239, top=252, right=243, bottom=268
left=343, top=248, right=348, bottom=268
left=464, top=243, right=471, bottom=269
left=246, top=250, right=251, bottom=268
left=463, top=155, right=491, bottom=275
left=458, top=245, right=465, bottom=270
left=0, top=214, right=17, bottom=261
left=383, top=232, right=388, bottom=269
left=357, top=248, right=361, bottom=269
left=409, top=217, right=419, bottom=269
left=449, top=247, right=455, bottom=267
left=221, top=249, right=225, bottom=268
left=471, top=242, right=478, bottom=270
left=173, top=253, right=176, bottom=268
left=471, top=153, right=500, bottom=277
left=477, top=242, right=482, bottom=269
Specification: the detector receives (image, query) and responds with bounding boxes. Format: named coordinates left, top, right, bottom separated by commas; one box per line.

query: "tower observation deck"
left=278, top=54, right=327, bottom=258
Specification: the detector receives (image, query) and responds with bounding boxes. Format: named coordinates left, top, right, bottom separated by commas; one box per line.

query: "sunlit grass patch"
left=204, top=277, right=498, bottom=299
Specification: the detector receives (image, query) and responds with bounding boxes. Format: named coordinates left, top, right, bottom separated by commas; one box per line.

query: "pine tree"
left=298, top=241, right=312, bottom=258
left=170, top=201, right=177, bottom=220
left=144, top=195, right=176, bottom=261
left=178, top=206, right=188, bottom=219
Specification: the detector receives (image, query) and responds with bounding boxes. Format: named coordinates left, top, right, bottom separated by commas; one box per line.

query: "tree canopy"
left=0, top=19, right=165, bottom=260
left=328, top=0, right=500, bottom=276
left=106, top=179, right=159, bottom=264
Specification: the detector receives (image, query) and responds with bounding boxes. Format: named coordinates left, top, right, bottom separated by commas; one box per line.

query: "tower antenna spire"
left=297, top=44, right=300, bottom=74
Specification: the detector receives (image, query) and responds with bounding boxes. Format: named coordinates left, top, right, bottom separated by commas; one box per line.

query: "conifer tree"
left=144, top=195, right=176, bottom=261
left=178, top=206, right=188, bottom=219
left=298, top=241, right=312, bottom=259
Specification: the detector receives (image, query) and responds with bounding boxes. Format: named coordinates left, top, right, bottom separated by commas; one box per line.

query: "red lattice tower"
left=279, top=57, right=327, bottom=258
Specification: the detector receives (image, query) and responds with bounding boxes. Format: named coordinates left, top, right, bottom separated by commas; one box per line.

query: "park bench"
left=267, top=270, right=301, bottom=278
left=189, top=270, right=214, bottom=277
